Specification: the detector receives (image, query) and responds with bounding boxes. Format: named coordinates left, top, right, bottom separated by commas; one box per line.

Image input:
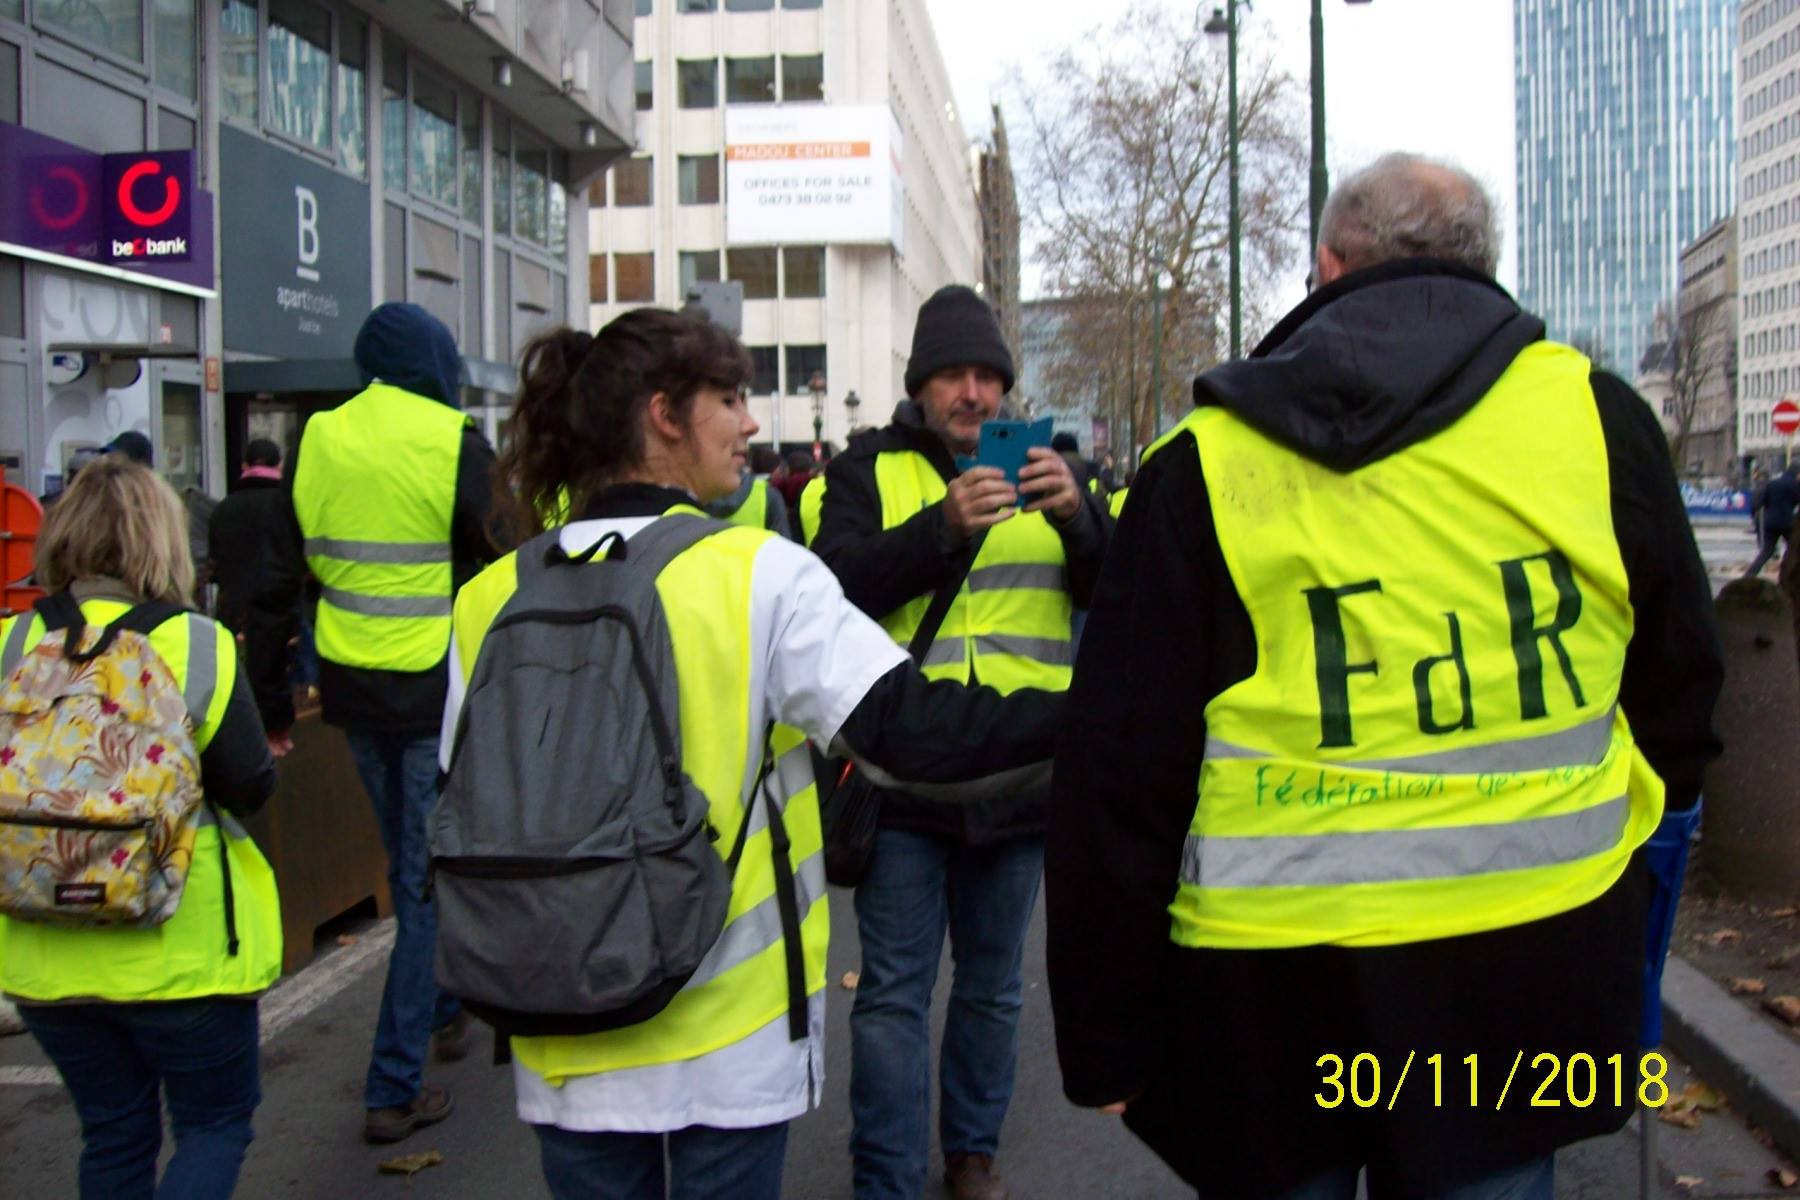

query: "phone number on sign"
left=1314, top=1051, right=1670, bottom=1110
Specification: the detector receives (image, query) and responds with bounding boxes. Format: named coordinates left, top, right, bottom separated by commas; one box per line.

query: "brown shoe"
left=363, top=1084, right=454, bottom=1144
left=432, top=1012, right=476, bottom=1063
left=944, top=1152, right=1009, bottom=1200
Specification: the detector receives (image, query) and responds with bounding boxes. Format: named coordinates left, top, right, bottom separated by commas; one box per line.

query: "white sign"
left=726, top=105, right=904, bottom=249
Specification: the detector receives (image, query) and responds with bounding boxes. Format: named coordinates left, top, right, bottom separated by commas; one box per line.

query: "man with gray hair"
left=1046, top=153, right=1722, bottom=1198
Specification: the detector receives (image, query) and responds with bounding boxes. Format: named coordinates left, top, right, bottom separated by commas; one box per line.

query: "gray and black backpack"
left=431, top=514, right=804, bottom=1040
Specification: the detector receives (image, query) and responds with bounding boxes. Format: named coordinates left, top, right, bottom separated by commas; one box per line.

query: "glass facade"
left=337, top=11, right=367, bottom=175
left=1515, top=0, right=1736, bottom=377
left=221, top=0, right=258, bottom=121
left=39, top=0, right=142, bottom=61
left=267, top=0, right=333, bottom=151
left=154, top=0, right=197, bottom=98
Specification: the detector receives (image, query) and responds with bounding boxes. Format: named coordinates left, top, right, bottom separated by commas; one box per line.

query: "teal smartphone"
left=975, top=417, right=1053, bottom=487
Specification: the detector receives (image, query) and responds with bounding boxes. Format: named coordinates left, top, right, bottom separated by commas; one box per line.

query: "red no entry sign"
left=1775, top=399, right=1800, bottom=436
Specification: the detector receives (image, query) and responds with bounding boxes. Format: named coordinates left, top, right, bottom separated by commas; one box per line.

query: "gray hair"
left=1318, top=153, right=1500, bottom=277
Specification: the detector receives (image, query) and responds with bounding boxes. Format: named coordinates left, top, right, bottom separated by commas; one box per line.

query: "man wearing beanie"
left=812, top=284, right=1109, bottom=1200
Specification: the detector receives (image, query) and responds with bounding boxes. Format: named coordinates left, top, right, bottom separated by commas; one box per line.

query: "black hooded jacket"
left=812, top=399, right=1110, bottom=843
left=260, top=305, right=499, bottom=734
left=1045, top=261, right=1724, bottom=1195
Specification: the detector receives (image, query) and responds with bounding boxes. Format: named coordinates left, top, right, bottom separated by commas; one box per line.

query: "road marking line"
left=0, top=920, right=396, bottom=1088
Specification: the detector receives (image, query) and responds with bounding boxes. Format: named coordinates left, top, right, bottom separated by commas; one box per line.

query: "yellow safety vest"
left=868, top=450, right=1074, bottom=694
left=1108, top=486, right=1128, bottom=519
left=449, top=506, right=828, bottom=1080
left=293, top=382, right=469, bottom=672
left=1170, top=341, right=1661, bottom=950
left=718, top=477, right=770, bottom=531
left=0, top=602, right=282, bottom=1001
left=798, top=475, right=824, bottom=547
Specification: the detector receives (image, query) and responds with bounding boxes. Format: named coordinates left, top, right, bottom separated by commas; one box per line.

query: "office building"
left=1514, top=0, right=1735, bottom=381
left=591, top=0, right=980, bottom=452
left=1737, top=0, right=1800, bottom=466
left=976, top=102, right=1020, bottom=370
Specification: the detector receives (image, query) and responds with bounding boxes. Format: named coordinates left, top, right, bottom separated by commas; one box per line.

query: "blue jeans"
left=345, top=729, right=459, bottom=1110
left=20, top=998, right=261, bottom=1200
left=534, top=1121, right=789, bottom=1200
left=849, top=829, right=1044, bottom=1200
left=1267, top=1157, right=1554, bottom=1200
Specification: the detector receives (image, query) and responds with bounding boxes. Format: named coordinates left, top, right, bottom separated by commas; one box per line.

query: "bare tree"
left=1010, top=3, right=1307, bottom=456
left=1656, top=295, right=1735, bottom=474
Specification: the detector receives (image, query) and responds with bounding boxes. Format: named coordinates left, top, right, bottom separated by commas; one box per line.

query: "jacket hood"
left=354, top=302, right=463, bottom=407
left=1192, top=259, right=1546, bottom=470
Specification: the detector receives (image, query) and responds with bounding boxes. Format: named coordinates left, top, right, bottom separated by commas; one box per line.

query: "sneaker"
left=363, top=1084, right=454, bottom=1144
left=432, top=1012, right=476, bottom=1063
left=944, top=1152, right=1009, bottom=1200
left=0, top=997, right=24, bottom=1037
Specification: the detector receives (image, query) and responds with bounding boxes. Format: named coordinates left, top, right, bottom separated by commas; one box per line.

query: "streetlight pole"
left=1150, top=268, right=1167, bottom=438
left=1310, top=0, right=1327, bottom=255
left=808, top=370, right=826, bottom=458
left=1205, top=5, right=1241, bottom=360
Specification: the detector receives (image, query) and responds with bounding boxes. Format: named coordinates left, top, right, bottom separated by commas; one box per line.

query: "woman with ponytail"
left=441, top=307, right=1062, bottom=1200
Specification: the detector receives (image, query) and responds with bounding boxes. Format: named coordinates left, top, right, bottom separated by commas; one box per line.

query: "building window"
left=748, top=346, right=779, bottom=394
left=781, top=0, right=821, bottom=8
left=461, top=87, right=482, bottom=223
left=784, top=245, right=824, bottom=297
left=154, top=0, right=197, bottom=98
left=635, top=60, right=652, bottom=110
left=728, top=248, right=777, bottom=299
left=550, top=169, right=567, bottom=256
left=678, top=154, right=720, bottom=204
left=267, top=0, right=332, bottom=150
left=588, top=177, right=606, bottom=206
left=492, top=117, right=512, bottom=235
left=412, top=70, right=459, bottom=209
left=337, top=11, right=367, bottom=176
left=726, top=56, right=775, bottom=103
left=680, top=250, right=721, bottom=292
left=781, top=54, right=822, bottom=102
left=616, top=253, right=655, bottom=302
left=785, top=344, right=826, bottom=393
left=677, top=0, right=714, bottom=10
left=39, top=0, right=141, bottom=60
left=221, top=0, right=258, bottom=121
left=678, top=59, right=717, bottom=108
left=382, top=39, right=406, bottom=192
left=726, top=0, right=773, bottom=10
left=589, top=254, right=608, bottom=303
left=635, top=0, right=650, bottom=12
left=614, top=156, right=652, bottom=206
left=515, top=133, right=549, bottom=244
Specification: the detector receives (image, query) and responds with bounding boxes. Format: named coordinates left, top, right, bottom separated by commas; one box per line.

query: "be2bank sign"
left=725, top=105, right=904, bottom=250
left=103, top=151, right=195, bottom=263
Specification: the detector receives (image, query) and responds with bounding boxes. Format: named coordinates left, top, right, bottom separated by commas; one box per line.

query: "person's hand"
left=267, top=729, right=295, bottom=758
left=942, top=466, right=1019, bottom=540
left=1018, top=448, right=1082, bottom=522
left=1099, top=1100, right=1129, bottom=1115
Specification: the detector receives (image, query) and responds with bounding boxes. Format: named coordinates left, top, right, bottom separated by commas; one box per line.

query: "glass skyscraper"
left=1514, top=0, right=1736, bottom=380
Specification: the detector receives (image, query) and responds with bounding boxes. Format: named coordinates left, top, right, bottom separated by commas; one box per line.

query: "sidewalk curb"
left=1661, top=953, right=1800, bottom=1160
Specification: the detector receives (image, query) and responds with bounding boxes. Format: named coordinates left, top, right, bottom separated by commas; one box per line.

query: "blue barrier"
left=1642, top=800, right=1702, bottom=1049
left=1680, top=484, right=1750, bottom=518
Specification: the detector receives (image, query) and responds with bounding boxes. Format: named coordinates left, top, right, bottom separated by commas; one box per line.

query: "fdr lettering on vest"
left=1305, top=549, right=1588, bottom=750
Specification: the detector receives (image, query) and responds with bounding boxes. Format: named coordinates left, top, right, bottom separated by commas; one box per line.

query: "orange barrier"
left=0, top=466, right=44, bottom=618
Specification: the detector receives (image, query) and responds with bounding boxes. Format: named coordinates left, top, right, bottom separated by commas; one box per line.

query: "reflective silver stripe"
left=738, top=742, right=813, bottom=844
left=968, top=563, right=1066, bottom=592
left=1205, top=707, right=1618, bottom=775
left=0, top=613, right=34, bottom=679
left=921, top=639, right=967, bottom=668
left=683, top=852, right=826, bottom=991
left=975, top=633, right=1072, bottom=668
left=320, top=587, right=452, bottom=618
left=1179, top=795, right=1630, bottom=889
left=183, top=615, right=218, bottom=730
left=193, top=806, right=250, bottom=839
left=304, top=537, right=451, bottom=565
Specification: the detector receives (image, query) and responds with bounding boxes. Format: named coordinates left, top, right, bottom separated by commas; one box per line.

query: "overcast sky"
left=922, top=0, right=1518, bottom=306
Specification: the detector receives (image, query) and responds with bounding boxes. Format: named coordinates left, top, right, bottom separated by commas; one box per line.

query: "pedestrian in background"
left=446, top=307, right=1061, bottom=1200
left=276, top=302, right=495, bottom=1142
left=1047, top=153, right=1723, bottom=1199
left=811, top=284, right=1108, bottom=1200
left=0, top=456, right=280, bottom=1199
left=1745, top=463, right=1799, bottom=577
left=707, top=436, right=796, bottom=539
left=208, top=438, right=298, bottom=753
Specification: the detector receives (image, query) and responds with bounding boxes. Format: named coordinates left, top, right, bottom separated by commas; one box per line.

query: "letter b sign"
left=295, top=186, right=320, bottom=281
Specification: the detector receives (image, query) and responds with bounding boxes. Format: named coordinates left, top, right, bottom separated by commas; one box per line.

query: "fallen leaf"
left=1771, top=1167, right=1800, bottom=1189
left=377, top=1150, right=443, bottom=1176
left=1731, top=977, right=1769, bottom=996
left=1680, top=1081, right=1725, bottom=1112
left=1765, top=995, right=1800, bottom=1025
left=1770, top=947, right=1800, bottom=969
left=1773, top=907, right=1799, bottom=919
left=1709, top=928, right=1744, bottom=945
left=1660, top=1105, right=1703, bottom=1130
left=840, top=971, right=859, bottom=990
left=1675, top=1175, right=1705, bottom=1189
left=336, top=934, right=359, bottom=947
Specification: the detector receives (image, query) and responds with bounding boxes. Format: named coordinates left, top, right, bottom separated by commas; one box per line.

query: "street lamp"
left=1203, top=4, right=1240, bottom=360
left=1314, top=0, right=1375, bottom=254
left=843, top=388, right=861, bottom=433
left=808, top=370, right=827, bottom=458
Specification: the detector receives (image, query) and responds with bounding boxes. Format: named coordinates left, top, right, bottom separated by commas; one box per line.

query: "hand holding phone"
left=976, top=417, right=1054, bottom=487
left=942, top=468, right=1018, bottom=539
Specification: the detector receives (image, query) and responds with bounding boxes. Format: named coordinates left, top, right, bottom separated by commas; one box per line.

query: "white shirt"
left=440, top=517, right=907, bottom=1132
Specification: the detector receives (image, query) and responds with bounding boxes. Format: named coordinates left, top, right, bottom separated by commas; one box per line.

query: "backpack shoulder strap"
left=623, top=514, right=730, bottom=579
left=103, top=604, right=216, bottom=730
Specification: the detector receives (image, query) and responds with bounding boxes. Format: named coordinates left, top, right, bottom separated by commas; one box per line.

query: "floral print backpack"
left=0, top=594, right=212, bottom=931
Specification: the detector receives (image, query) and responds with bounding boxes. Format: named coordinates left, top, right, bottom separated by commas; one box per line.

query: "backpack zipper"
left=1, top=810, right=155, bottom=833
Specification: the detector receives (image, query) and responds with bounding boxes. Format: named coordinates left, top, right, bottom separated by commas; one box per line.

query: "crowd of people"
left=0, top=151, right=1723, bottom=1200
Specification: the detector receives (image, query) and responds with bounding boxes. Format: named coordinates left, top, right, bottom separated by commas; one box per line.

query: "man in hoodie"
left=1046, top=154, right=1723, bottom=1198
left=812, top=284, right=1108, bottom=1200
left=210, top=438, right=299, bottom=747
left=1745, top=464, right=1800, bottom=577
left=277, top=303, right=496, bottom=1142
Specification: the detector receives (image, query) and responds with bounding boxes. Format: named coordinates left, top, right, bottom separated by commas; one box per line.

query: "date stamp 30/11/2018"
left=1313, top=1051, right=1671, bottom=1111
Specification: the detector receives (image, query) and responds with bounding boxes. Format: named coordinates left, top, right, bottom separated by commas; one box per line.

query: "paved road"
left=7, top=886, right=1783, bottom=1199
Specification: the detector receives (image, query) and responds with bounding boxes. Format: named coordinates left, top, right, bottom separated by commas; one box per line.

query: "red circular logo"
left=116, top=159, right=181, bottom=227
left=28, top=165, right=90, bottom=232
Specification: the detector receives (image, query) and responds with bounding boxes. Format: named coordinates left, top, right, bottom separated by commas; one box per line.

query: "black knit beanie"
left=904, top=285, right=1015, bottom=397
